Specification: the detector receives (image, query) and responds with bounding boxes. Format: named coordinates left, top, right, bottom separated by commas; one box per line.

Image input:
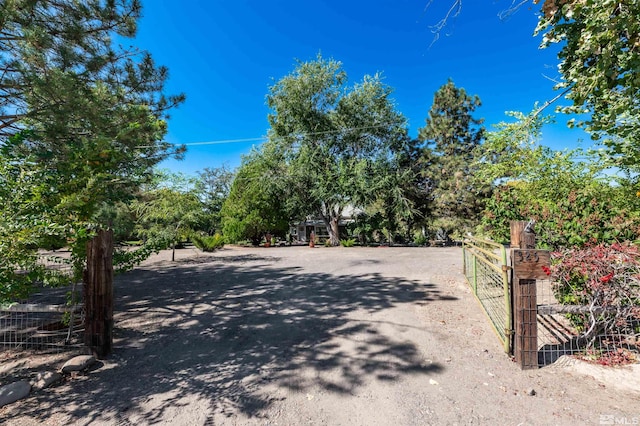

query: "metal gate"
left=462, top=237, right=512, bottom=353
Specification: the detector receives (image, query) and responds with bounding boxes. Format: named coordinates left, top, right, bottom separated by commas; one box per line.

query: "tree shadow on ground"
left=2, top=254, right=457, bottom=424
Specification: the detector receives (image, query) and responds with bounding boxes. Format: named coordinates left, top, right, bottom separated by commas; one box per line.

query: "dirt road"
left=1, top=246, right=638, bottom=425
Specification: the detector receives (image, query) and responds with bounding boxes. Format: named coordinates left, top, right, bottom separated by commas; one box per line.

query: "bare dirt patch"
left=1, top=246, right=638, bottom=425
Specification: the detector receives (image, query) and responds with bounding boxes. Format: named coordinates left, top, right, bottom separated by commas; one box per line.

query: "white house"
left=289, top=206, right=360, bottom=243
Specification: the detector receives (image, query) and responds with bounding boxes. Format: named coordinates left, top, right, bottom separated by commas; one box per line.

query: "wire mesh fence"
left=0, top=302, right=83, bottom=352
left=463, top=237, right=511, bottom=353
left=464, top=235, right=640, bottom=368
left=0, top=252, right=83, bottom=353
left=537, top=277, right=639, bottom=367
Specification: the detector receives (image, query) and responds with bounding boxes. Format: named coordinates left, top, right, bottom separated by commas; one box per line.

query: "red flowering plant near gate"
left=550, top=242, right=640, bottom=360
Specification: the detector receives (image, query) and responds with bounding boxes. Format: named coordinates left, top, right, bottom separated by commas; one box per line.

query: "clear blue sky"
left=131, top=0, right=589, bottom=176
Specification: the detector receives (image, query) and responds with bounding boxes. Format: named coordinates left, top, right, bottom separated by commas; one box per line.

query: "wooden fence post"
left=511, top=268, right=538, bottom=369
left=510, top=220, right=536, bottom=249
left=84, top=229, right=114, bottom=358
left=510, top=221, right=525, bottom=248
left=510, top=221, right=548, bottom=369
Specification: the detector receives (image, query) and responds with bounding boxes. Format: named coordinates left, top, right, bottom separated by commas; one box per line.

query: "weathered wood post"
left=510, top=220, right=536, bottom=249
left=510, top=221, right=525, bottom=248
left=510, top=220, right=548, bottom=369
left=84, top=229, right=114, bottom=358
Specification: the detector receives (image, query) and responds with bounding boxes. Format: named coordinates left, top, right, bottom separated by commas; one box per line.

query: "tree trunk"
left=385, top=228, right=395, bottom=246
left=321, top=204, right=342, bottom=247
left=84, top=229, right=114, bottom=359
left=328, top=216, right=340, bottom=246
left=406, top=218, right=413, bottom=244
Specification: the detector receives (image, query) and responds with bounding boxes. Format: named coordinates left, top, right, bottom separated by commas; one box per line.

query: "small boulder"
left=0, top=380, right=31, bottom=407
left=61, top=355, right=96, bottom=374
left=31, top=371, right=62, bottom=390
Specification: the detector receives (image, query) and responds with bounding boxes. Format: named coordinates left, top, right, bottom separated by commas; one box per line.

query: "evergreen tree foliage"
left=0, top=0, right=184, bottom=302
left=418, top=79, right=489, bottom=238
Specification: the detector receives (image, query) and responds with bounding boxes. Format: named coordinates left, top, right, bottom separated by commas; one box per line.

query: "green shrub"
left=482, top=184, right=640, bottom=249
left=340, top=238, right=356, bottom=247
left=25, top=233, right=67, bottom=251
left=413, top=232, right=428, bottom=246
left=192, top=233, right=225, bottom=252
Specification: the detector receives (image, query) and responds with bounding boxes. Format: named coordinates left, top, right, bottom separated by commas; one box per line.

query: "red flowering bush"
left=550, top=242, right=640, bottom=353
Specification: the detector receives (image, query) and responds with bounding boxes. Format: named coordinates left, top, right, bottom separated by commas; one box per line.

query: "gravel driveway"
left=1, top=245, right=639, bottom=425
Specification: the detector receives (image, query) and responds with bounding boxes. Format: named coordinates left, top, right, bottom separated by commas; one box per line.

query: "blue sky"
left=131, top=0, right=589, bottom=176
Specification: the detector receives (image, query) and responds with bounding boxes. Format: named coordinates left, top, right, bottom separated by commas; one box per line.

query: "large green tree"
left=353, top=139, right=426, bottom=245
left=0, top=0, right=184, bottom=213
left=266, top=55, right=409, bottom=246
left=221, top=147, right=290, bottom=245
left=195, top=166, right=235, bottom=235
left=133, top=186, right=204, bottom=262
left=0, top=1, right=184, bottom=302
left=418, top=79, right=488, bottom=238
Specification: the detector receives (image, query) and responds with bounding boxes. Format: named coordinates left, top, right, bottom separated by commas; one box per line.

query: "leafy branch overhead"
left=418, top=79, right=489, bottom=237
left=427, top=1, right=640, bottom=168
left=534, top=0, right=640, bottom=166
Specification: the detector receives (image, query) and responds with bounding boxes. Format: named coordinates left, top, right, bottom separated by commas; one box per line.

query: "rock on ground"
left=60, top=355, right=96, bottom=374
left=0, top=381, right=31, bottom=407
left=31, top=372, right=62, bottom=391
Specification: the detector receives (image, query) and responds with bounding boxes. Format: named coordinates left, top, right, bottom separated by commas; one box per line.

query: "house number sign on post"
left=512, top=250, right=551, bottom=280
